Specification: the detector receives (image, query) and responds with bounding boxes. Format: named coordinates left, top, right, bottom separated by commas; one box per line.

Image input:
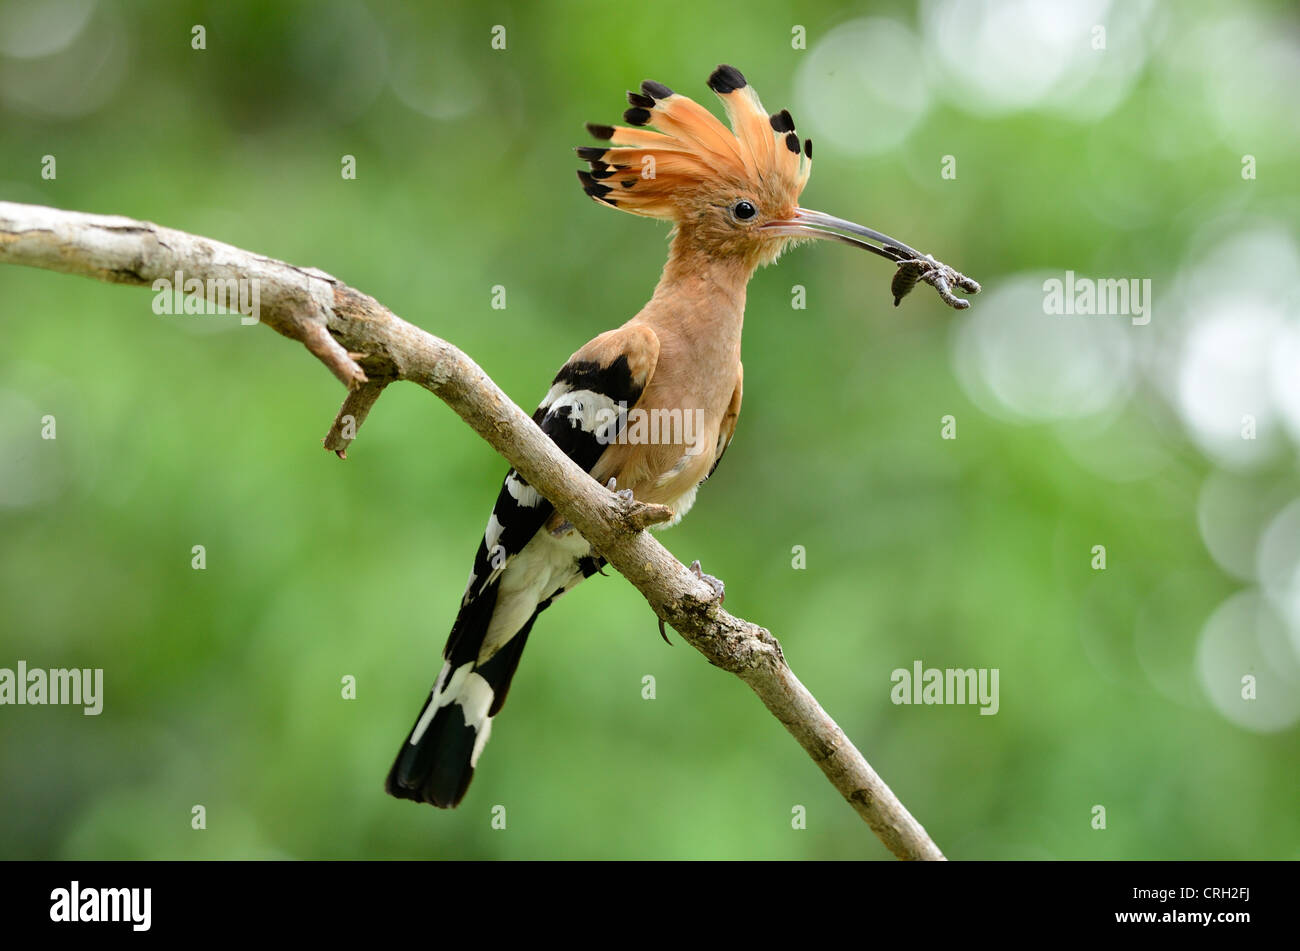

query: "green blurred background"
left=1, top=0, right=1297, bottom=860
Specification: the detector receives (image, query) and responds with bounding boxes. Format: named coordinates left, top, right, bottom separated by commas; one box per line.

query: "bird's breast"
left=591, top=365, right=738, bottom=516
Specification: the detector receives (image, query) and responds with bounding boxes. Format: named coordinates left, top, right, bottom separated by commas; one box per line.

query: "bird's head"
left=577, top=64, right=929, bottom=274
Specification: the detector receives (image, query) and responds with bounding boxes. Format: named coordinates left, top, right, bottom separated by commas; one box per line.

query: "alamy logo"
left=890, top=660, right=999, bottom=715
left=0, top=661, right=102, bottom=715
left=152, top=270, right=261, bottom=324
left=596, top=401, right=708, bottom=455
left=50, top=882, right=151, bottom=931
left=1042, top=270, right=1151, bottom=325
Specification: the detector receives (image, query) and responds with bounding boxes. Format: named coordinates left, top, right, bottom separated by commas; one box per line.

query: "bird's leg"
left=689, top=559, right=726, bottom=604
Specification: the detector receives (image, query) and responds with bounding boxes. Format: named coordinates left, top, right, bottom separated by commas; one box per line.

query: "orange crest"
left=576, top=65, right=812, bottom=223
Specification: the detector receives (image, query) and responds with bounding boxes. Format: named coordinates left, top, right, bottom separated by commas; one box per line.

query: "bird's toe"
left=688, top=559, right=726, bottom=604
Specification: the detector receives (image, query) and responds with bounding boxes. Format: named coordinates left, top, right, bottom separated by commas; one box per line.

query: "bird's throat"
left=645, top=228, right=753, bottom=349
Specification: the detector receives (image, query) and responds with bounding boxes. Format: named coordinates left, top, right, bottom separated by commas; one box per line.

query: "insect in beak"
left=763, top=207, right=981, bottom=309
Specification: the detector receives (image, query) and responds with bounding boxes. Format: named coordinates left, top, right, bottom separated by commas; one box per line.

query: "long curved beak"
left=763, top=207, right=980, bottom=309
left=761, top=208, right=923, bottom=263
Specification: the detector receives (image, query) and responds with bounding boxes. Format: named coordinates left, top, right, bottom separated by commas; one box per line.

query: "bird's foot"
left=689, top=559, right=726, bottom=604
left=652, top=560, right=724, bottom=645
left=606, top=476, right=635, bottom=504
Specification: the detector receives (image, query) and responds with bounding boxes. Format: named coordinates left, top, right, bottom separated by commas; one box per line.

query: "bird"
left=385, top=64, right=974, bottom=808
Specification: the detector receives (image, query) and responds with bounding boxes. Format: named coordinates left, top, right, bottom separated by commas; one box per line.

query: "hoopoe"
left=386, top=64, right=976, bottom=808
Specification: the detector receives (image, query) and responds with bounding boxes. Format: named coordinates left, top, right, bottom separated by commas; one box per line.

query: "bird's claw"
left=654, top=559, right=724, bottom=644
left=606, top=477, right=634, bottom=504
left=689, top=559, right=725, bottom=604
left=891, top=253, right=980, bottom=310
left=656, top=616, right=672, bottom=646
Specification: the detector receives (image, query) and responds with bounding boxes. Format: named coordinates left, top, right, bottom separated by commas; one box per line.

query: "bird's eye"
left=732, top=200, right=757, bottom=220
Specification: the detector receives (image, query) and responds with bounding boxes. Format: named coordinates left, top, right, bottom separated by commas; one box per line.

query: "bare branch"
left=324, top=379, right=388, bottom=458
left=0, top=201, right=944, bottom=861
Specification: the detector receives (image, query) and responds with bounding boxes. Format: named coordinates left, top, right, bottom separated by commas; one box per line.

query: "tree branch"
left=0, top=201, right=944, bottom=861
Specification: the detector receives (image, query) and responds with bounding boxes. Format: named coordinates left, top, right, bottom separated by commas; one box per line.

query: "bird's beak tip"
left=767, top=208, right=979, bottom=311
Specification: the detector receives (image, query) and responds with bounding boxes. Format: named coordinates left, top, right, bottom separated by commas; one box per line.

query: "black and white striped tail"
left=386, top=605, right=541, bottom=808
left=387, top=350, right=638, bottom=807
